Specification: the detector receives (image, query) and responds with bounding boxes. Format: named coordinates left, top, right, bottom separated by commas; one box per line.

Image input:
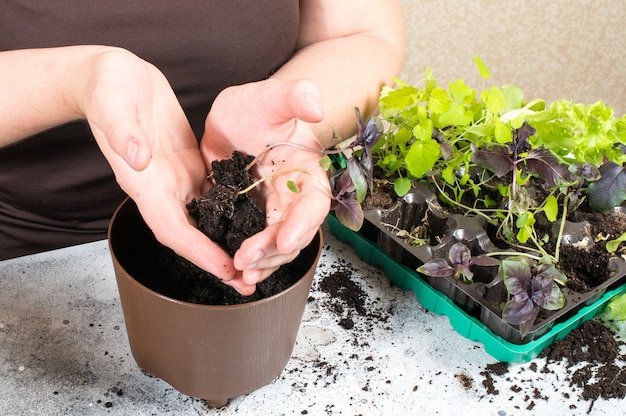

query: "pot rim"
left=107, top=196, right=322, bottom=311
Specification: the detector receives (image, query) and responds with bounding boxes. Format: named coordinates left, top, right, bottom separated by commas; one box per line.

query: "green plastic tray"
left=327, top=214, right=626, bottom=363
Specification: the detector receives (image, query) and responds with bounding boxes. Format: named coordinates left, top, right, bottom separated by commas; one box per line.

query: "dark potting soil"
left=562, top=206, right=626, bottom=291
left=310, top=255, right=625, bottom=409
left=316, top=258, right=390, bottom=333
left=127, top=151, right=309, bottom=305
left=365, top=173, right=626, bottom=294
left=480, top=319, right=626, bottom=411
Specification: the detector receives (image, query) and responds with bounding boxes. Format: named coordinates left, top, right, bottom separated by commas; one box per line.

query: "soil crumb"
left=480, top=319, right=626, bottom=411
left=540, top=320, right=626, bottom=402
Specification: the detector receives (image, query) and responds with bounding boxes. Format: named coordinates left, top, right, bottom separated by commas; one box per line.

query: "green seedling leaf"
left=438, top=101, right=473, bottom=126
left=449, top=78, right=474, bottom=101
left=515, top=211, right=535, bottom=244
left=486, top=86, right=507, bottom=115
left=473, top=56, right=491, bottom=79
left=605, top=292, right=626, bottom=321
left=442, top=166, right=455, bottom=185
left=500, top=98, right=545, bottom=126
left=394, top=177, right=412, bottom=197
left=516, top=167, right=531, bottom=186
left=501, top=84, right=525, bottom=114
left=319, top=155, right=332, bottom=171
left=393, top=126, right=413, bottom=145
left=483, top=194, right=497, bottom=208
left=413, top=119, right=434, bottom=141
left=606, top=231, right=626, bottom=253
left=498, top=183, right=510, bottom=197
left=428, top=87, right=451, bottom=115
left=494, top=118, right=513, bottom=144
left=287, top=180, right=300, bottom=193
left=404, top=138, right=440, bottom=179
left=380, top=84, right=419, bottom=111
left=543, top=195, right=559, bottom=222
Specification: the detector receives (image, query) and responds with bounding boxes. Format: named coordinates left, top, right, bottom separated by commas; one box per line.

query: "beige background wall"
left=399, top=0, right=626, bottom=115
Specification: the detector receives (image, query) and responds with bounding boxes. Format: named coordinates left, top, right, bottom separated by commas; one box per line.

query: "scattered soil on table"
left=541, top=320, right=626, bottom=402
left=317, top=258, right=391, bottom=333
left=287, top=244, right=625, bottom=411
left=126, top=151, right=311, bottom=305
left=480, top=319, right=626, bottom=413
left=283, top=255, right=397, bottom=398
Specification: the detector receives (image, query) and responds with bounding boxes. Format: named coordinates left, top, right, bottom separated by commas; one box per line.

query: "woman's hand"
left=74, top=47, right=255, bottom=295
left=201, top=79, right=332, bottom=289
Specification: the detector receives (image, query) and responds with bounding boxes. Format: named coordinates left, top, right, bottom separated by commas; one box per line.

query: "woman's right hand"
left=72, top=47, right=256, bottom=294
left=0, top=47, right=241, bottom=294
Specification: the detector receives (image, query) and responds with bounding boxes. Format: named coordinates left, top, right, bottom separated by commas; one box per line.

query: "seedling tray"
left=327, top=213, right=626, bottom=363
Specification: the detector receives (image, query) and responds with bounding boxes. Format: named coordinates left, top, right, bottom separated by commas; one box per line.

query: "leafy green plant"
left=368, top=57, right=626, bottom=333
left=372, top=57, right=626, bottom=262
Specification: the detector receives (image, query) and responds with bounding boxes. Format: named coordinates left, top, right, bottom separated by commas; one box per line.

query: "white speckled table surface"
left=1, top=221, right=624, bottom=416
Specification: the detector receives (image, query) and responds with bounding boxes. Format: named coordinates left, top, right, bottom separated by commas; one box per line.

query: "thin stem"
left=484, top=251, right=543, bottom=261
left=237, top=165, right=334, bottom=201
left=553, top=194, right=569, bottom=264
left=431, top=179, right=494, bottom=223
left=245, top=141, right=345, bottom=171
left=526, top=231, right=555, bottom=262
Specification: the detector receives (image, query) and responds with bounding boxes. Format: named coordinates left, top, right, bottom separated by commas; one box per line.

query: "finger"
left=233, top=222, right=302, bottom=286
left=241, top=267, right=280, bottom=287
left=284, top=79, right=325, bottom=123
left=220, top=275, right=258, bottom=296
left=88, top=106, right=154, bottom=172
left=106, top=119, right=153, bottom=171
left=274, top=187, right=330, bottom=254
left=172, top=230, right=258, bottom=295
left=135, top=195, right=236, bottom=278
left=161, top=225, right=259, bottom=295
left=256, top=79, right=324, bottom=125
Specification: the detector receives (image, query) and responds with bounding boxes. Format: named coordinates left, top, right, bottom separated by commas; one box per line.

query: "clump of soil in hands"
left=127, top=151, right=309, bottom=305
left=187, top=151, right=265, bottom=257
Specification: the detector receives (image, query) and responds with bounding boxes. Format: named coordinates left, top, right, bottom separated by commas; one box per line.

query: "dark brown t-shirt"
left=0, top=1, right=300, bottom=259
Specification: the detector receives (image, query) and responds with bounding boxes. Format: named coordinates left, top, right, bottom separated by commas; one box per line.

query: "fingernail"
left=126, top=141, right=138, bottom=169
left=246, top=250, right=264, bottom=270
left=303, top=94, right=323, bottom=116
left=252, top=250, right=264, bottom=262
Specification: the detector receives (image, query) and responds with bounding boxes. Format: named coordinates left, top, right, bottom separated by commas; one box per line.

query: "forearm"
left=0, top=46, right=105, bottom=147
left=271, top=0, right=404, bottom=147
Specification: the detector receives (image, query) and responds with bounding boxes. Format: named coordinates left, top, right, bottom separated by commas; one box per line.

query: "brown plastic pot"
left=108, top=198, right=322, bottom=406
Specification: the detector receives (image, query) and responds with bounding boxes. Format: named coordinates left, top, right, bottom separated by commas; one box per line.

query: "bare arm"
left=275, top=0, right=405, bottom=145
left=0, top=45, right=254, bottom=294
left=203, top=0, right=405, bottom=286
left=0, top=47, right=88, bottom=147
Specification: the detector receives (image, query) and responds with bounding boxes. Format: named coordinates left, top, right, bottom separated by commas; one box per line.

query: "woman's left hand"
left=201, top=78, right=331, bottom=289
